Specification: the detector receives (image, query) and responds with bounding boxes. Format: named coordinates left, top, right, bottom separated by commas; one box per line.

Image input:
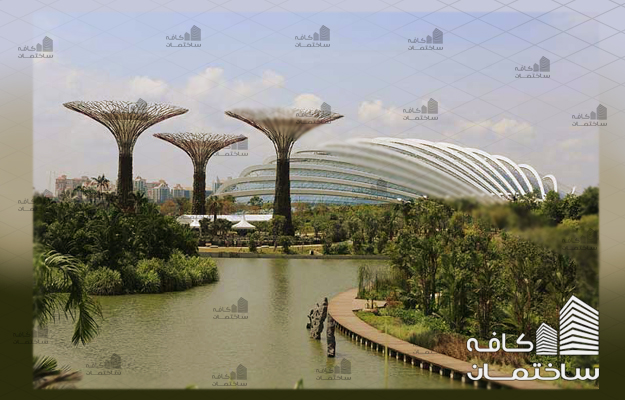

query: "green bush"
left=136, top=269, right=161, bottom=293
left=85, top=268, right=123, bottom=295
left=136, top=252, right=218, bottom=293
left=278, top=236, right=292, bottom=254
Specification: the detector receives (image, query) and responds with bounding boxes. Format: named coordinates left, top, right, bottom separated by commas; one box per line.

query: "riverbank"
left=328, top=289, right=556, bottom=390
left=199, top=247, right=389, bottom=260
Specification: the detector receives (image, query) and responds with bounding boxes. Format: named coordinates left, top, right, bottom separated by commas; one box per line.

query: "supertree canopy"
left=225, top=107, right=343, bottom=235
left=63, top=99, right=188, bottom=205
left=153, top=132, right=247, bottom=215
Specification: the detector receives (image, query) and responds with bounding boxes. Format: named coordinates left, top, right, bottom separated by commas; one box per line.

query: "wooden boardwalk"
left=328, top=288, right=556, bottom=390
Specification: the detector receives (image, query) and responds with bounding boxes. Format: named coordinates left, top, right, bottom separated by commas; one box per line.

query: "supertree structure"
left=225, top=107, right=343, bottom=235
left=63, top=99, right=188, bottom=204
left=153, top=132, right=247, bottom=215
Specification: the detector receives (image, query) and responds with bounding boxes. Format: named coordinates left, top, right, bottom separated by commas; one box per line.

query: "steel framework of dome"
left=215, top=137, right=566, bottom=205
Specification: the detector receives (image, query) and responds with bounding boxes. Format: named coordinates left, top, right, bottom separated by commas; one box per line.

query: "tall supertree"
left=63, top=99, right=188, bottom=205
left=153, top=132, right=247, bottom=215
left=225, top=108, right=343, bottom=235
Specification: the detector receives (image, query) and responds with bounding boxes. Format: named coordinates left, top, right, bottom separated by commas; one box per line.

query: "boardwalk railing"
left=328, top=289, right=556, bottom=390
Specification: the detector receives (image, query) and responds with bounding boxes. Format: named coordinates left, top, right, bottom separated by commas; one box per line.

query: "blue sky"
left=16, top=0, right=618, bottom=193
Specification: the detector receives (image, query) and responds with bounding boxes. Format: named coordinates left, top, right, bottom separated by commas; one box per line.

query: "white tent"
left=232, top=215, right=255, bottom=230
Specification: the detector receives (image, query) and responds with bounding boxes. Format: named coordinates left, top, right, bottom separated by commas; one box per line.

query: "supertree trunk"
left=153, top=132, right=247, bottom=217
left=118, top=152, right=133, bottom=204
left=193, top=166, right=207, bottom=215
left=63, top=100, right=188, bottom=209
left=224, top=108, right=343, bottom=236
left=275, top=156, right=294, bottom=236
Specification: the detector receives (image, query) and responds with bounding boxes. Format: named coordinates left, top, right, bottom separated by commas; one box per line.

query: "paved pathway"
left=328, top=288, right=556, bottom=390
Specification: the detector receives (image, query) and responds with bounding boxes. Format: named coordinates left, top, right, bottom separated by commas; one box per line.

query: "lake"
left=34, top=258, right=471, bottom=389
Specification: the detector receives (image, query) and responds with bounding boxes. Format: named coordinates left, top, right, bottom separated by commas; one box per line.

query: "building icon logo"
left=190, top=25, right=201, bottom=41
left=340, top=358, right=351, bottom=374
left=236, top=364, right=247, bottom=380
left=42, top=36, right=53, bottom=52
left=320, top=102, right=331, bottom=117
left=320, top=25, right=330, bottom=41
left=559, top=295, right=599, bottom=355
left=427, top=98, right=438, bottom=114
left=238, top=297, right=248, bottom=313
left=539, top=56, right=550, bottom=72
left=596, top=104, right=607, bottom=121
left=535, top=323, right=558, bottom=355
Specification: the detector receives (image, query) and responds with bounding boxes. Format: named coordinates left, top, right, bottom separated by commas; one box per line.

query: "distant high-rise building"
left=171, top=183, right=191, bottom=199
left=559, top=295, right=599, bottom=355
left=433, top=28, right=443, bottom=44
left=190, top=25, right=201, bottom=41
left=427, top=98, right=438, bottom=114
left=597, top=104, right=607, bottom=120
left=238, top=297, right=248, bottom=313
left=539, top=56, right=550, bottom=72
left=536, top=323, right=558, bottom=355
left=42, top=36, right=53, bottom=52
left=55, top=175, right=91, bottom=198
left=148, top=181, right=170, bottom=204
left=134, top=176, right=147, bottom=194
left=320, top=25, right=330, bottom=41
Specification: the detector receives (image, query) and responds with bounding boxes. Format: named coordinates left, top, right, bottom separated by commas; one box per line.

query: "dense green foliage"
left=34, top=195, right=197, bottom=271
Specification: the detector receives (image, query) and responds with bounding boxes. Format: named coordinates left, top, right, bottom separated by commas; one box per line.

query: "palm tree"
left=33, top=355, right=82, bottom=389
left=33, top=245, right=102, bottom=345
left=92, top=175, right=110, bottom=202
left=206, top=196, right=224, bottom=222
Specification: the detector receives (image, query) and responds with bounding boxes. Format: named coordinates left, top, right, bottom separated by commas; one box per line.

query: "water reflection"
left=34, top=259, right=470, bottom=389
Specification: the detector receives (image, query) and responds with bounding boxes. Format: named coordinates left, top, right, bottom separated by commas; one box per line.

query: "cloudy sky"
left=16, top=0, right=619, bottom=193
